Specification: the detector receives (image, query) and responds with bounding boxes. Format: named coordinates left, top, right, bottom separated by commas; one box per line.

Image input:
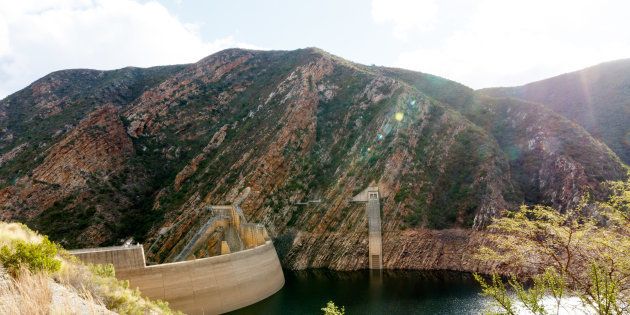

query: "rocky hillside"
left=0, top=48, right=627, bottom=272
left=480, top=59, right=630, bottom=164
left=0, top=65, right=184, bottom=247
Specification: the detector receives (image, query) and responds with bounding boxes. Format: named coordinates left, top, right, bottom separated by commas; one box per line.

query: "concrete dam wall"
left=70, top=241, right=284, bottom=314
left=70, top=205, right=284, bottom=314
left=70, top=244, right=146, bottom=272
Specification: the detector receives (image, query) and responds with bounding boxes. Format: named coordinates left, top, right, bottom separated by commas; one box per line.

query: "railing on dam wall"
left=155, top=205, right=270, bottom=263
left=70, top=241, right=284, bottom=315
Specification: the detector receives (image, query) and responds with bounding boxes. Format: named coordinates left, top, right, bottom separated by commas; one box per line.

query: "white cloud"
left=0, top=0, right=257, bottom=98
left=371, top=0, right=438, bottom=41
left=394, top=0, right=630, bottom=88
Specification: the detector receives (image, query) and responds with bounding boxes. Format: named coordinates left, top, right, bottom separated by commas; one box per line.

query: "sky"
left=1, top=0, right=630, bottom=98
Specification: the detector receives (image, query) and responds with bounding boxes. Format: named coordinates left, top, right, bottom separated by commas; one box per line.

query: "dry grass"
left=0, top=268, right=111, bottom=315
left=0, top=222, right=42, bottom=246
left=55, top=261, right=97, bottom=298
left=55, top=261, right=175, bottom=314
left=0, top=222, right=179, bottom=314
left=49, top=280, right=109, bottom=315
left=0, top=270, right=52, bottom=315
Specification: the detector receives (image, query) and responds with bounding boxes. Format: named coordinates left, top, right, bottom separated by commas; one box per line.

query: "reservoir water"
left=229, top=269, right=490, bottom=315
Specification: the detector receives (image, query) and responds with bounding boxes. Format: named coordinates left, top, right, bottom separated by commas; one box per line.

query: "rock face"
left=0, top=65, right=183, bottom=247
left=480, top=59, right=630, bottom=164
left=32, top=105, right=133, bottom=190
left=0, top=65, right=184, bottom=187
left=0, top=48, right=627, bottom=272
left=0, top=105, right=139, bottom=246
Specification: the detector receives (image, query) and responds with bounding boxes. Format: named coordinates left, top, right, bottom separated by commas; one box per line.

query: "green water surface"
left=229, top=269, right=490, bottom=315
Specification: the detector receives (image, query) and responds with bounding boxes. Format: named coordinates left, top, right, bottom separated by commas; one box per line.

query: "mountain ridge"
left=480, top=58, right=630, bottom=164
left=0, top=48, right=627, bottom=271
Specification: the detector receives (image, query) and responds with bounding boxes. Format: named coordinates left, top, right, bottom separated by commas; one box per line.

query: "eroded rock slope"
left=0, top=48, right=626, bottom=272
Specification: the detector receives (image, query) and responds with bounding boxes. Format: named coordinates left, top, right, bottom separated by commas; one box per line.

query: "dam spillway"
left=70, top=205, right=284, bottom=314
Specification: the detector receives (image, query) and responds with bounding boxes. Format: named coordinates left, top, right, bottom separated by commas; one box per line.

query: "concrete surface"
left=366, top=188, right=383, bottom=269
left=169, top=205, right=267, bottom=262
left=352, top=186, right=383, bottom=269
left=70, top=241, right=285, bottom=314
left=119, top=241, right=284, bottom=314
left=69, top=245, right=146, bottom=272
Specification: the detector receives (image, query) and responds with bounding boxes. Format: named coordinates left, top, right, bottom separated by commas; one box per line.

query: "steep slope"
left=480, top=59, right=630, bottom=164
left=0, top=65, right=185, bottom=187
left=117, top=49, right=625, bottom=269
left=0, top=105, right=145, bottom=247
left=379, top=67, right=626, bottom=212
left=132, top=49, right=517, bottom=266
left=467, top=96, right=626, bottom=211
left=0, top=65, right=184, bottom=247
left=0, top=48, right=626, bottom=272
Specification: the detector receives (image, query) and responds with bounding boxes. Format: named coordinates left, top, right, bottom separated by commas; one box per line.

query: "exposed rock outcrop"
left=0, top=48, right=626, bottom=273
left=0, top=105, right=143, bottom=247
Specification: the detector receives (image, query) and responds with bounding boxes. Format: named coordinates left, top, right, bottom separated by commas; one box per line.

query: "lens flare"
left=394, top=112, right=404, bottom=121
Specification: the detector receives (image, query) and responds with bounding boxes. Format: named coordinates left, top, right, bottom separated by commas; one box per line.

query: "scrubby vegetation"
left=321, top=300, right=345, bottom=315
left=481, top=59, right=630, bottom=165
left=0, top=237, right=61, bottom=277
left=474, top=177, right=630, bottom=314
left=0, top=222, right=180, bottom=314
left=0, top=65, right=185, bottom=183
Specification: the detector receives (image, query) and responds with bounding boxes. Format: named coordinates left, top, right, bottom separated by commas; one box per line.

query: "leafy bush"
left=321, top=301, right=345, bottom=315
left=88, top=263, right=116, bottom=278
left=474, top=177, right=630, bottom=314
left=0, top=237, right=61, bottom=276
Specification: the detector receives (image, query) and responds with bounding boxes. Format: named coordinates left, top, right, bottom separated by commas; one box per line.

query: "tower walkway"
left=352, top=186, right=383, bottom=270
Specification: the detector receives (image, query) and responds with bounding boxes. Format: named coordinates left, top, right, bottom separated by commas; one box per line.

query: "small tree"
left=474, top=179, right=630, bottom=314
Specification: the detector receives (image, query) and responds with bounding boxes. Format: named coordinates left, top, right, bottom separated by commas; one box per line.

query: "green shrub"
left=321, top=301, right=345, bottom=315
left=0, top=237, right=61, bottom=276
left=88, top=263, right=116, bottom=278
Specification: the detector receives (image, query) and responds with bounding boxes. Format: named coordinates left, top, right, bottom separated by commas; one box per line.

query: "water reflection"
left=369, top=269, right=382, bottom=302
left=229, top=269, right=490, bottom=315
